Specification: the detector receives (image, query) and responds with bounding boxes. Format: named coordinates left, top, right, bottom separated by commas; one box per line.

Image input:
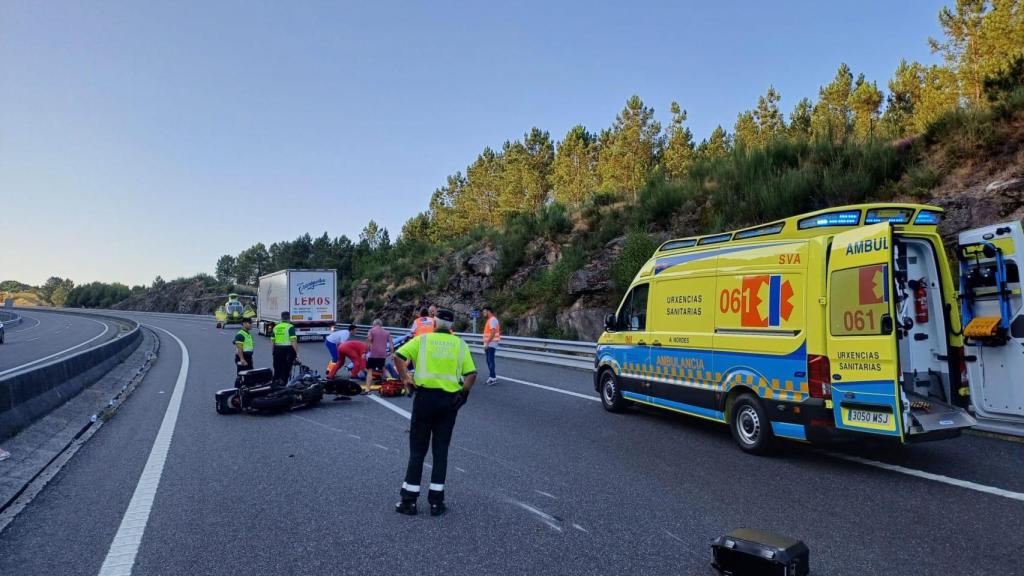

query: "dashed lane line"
left=97, top=324, right=189, bottom=576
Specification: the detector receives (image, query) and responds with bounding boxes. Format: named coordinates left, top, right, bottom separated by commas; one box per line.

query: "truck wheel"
left=599, top=369, right=629, bottom=413
left=730, top=393, right=775, bottom=455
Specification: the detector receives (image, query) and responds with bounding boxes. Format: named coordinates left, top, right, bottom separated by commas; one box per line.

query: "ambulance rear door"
left=826, top=223, right=903, bottom=439
left=958, top=221, right=1024, bottom=426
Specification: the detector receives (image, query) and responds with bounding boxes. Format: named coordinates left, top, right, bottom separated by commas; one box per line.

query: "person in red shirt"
left=328, top=339, right=368, bottom=382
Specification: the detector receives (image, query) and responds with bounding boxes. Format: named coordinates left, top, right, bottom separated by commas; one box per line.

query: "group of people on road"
left=229, top=303, right=502, bottom=517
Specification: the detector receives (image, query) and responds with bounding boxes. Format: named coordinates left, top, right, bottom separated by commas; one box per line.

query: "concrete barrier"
left=0, top=310, right=22, bottom=328
left=0, top=314, right=142, bottom=442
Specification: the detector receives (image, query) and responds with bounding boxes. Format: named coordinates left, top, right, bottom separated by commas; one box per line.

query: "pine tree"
left=881, top=59, right=925, bottom=139
left=663, top=102, right=696, bottom=180
left=499, top=128, right=553, bottom=216
left=733, top=110, right=759, bottom=149
left=754, top=86, right=786, bottom=143
left=552, top=125, right=598, bottom=205
left=215, top=255, right=236, bottom=283
left=788, top=97, right=813, bottom=139
left=597, top=95, right=663, bottom=200
left=697, top=125, right=732, bottom=162
left=849, top=75, right=884, bottom=140
left=930, top=0, right=1024, bottom=104
left=463, top=147, right=503, bottom=228
left=811, top=63, right=854, bottom=143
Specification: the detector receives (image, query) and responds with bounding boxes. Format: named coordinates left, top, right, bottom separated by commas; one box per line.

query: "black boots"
left=395, top=499, right=418, bottom=515
left=429, top=502, right=447, bottom=516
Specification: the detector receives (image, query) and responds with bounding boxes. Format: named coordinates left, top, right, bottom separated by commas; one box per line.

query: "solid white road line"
left=498, top=375, right=601, bottom=402
left=501, top=374, right=1024, bottom=503
left=0, top=317, right=110, bottom=377
left=820, top=450, right=1024, bottom=503
left=97, top=324, right=189, bottom=576
left=367, top=394, right=412, bottom=419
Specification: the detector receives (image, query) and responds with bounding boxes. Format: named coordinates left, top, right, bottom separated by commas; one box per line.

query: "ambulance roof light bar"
left=797, top=210, right=861, bottom=230
left=865, top=208, right=914, bottom=225
left=914, top=210, right=942, bottom=225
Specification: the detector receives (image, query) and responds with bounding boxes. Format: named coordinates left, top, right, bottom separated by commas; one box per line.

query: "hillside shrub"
left=611, top=230, right=657, bottom=301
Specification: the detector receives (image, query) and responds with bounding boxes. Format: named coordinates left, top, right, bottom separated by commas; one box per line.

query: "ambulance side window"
left=617, top=284, right=649, bottom=331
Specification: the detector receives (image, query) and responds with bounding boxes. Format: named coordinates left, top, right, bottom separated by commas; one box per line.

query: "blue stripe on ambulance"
left=598, top=343, right=810, bottom=437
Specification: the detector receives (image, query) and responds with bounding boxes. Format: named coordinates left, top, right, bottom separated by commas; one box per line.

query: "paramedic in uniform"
left=271, top=311, right=299, bottom=383
left=234, top=318, right=254, bottom=373
left=393, top=309, right=476, bottom=517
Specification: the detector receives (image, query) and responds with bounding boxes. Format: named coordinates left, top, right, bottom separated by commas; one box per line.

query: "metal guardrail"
left=352, top=324, right=597, bottom=370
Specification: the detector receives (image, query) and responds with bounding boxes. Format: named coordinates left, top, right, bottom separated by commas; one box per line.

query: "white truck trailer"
left=257, top=269, right=338, bottom=341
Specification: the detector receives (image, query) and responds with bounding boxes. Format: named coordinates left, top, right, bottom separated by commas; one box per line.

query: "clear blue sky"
left=1, top=1, right=945, bottom=286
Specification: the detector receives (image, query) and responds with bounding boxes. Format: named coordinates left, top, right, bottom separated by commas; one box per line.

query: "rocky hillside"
left=111, top=277, right=253, bottom=316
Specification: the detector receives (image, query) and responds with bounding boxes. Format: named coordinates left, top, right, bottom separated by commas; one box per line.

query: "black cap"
left=241, top=318, right=252, bottom=324
left=435, top=308, right=455, bottom=322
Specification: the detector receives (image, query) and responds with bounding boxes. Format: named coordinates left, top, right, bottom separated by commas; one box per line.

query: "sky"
left=0, top=0, right=946, bottom=286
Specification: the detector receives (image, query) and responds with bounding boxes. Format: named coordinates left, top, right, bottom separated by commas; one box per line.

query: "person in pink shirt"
left=366, top=319, right=394, bottom=389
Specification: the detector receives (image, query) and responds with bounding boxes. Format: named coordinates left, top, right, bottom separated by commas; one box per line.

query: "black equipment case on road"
left=711, top=528, right=809, bottom=576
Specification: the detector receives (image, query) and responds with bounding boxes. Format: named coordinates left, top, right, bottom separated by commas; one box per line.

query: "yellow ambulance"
left=595, top=203, right=976, bottom=453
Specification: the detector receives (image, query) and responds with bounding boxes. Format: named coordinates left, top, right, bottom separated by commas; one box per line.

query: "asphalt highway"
left=1, top=310, right=1022, bottom=575
left=0, top=309, right=120, bottom=376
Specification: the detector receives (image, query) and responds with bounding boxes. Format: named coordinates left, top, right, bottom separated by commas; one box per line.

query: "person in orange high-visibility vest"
left=409, top=307, right=435, bottom=337
left=482, top=305, right=501, bottom=385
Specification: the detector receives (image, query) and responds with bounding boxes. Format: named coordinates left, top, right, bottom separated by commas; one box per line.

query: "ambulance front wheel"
left=730, top=394, right=775, bottom=455
left=600, top=369, right=629, bottom=413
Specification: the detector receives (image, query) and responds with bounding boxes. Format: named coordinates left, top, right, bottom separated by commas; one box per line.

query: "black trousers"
left=235, top=351, right=254, bottom=373
left=402, top=387, right=459, bottom=503
left=272, top=346, right=295, bottom=383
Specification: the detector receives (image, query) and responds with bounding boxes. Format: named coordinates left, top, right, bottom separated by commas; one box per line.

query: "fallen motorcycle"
left=215, top=365, right=361, bottom=415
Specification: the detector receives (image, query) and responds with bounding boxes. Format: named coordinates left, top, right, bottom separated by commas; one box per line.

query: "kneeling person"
left=328, top=339, right=368, bottom=382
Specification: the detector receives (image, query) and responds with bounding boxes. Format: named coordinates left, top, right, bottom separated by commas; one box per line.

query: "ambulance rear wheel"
left=730, top=394, right=774, bottom=455
left=600, top=370, right=629, bottom=413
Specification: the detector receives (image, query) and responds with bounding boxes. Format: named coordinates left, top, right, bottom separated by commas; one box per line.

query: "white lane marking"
left=664, top=530, right=685, bottom=543
left=573, top=524, right=590, bottom=534
left=367, top=394, right=412, bottom=419
left=820, top=450, right=1024, bottom=503
left=97, top=324, right=189, bottom=576
left=507, top=373, right=1024, bottom=503
left=0, top=317, right=110, bottom=377
left=535, top=490, right=557, bottom=500
left=510, top=499, right=562, bottom=533
left=373, top=443, right=389, bottom=451
left=455, top=467, right=466, bottom=473
left=498, top=376, right=600, bottom=402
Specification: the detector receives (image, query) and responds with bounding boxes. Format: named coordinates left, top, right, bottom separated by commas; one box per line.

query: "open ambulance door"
left=958, top=221, right=1024, bottom=432
left=826, top=223, right=904, bottom=439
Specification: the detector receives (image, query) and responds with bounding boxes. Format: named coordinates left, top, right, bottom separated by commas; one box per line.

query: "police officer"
left=233, top=318, right=254, bottom=374
left=271, top=311, right=299, bottom=383
left=393, top=308, right=476, bottom=517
